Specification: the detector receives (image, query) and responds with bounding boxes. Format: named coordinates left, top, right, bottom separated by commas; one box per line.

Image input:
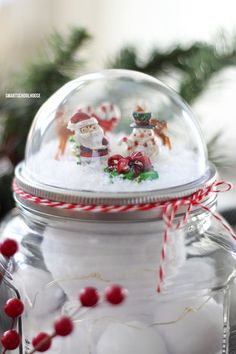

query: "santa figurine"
left=67, top=111, right=109, bottom=165
left=121, top=106, right=159, bottom=160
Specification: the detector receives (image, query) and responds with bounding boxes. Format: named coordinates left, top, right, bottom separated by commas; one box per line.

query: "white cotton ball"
left=155, top=299, right=222, bottom=354
left=42, top=223, right=186, bottom=302
left=165, top=258, right=216, bottom=292
left=13, top=266, right=64, bottom=316
left=97, top=321, right=168, bottom=354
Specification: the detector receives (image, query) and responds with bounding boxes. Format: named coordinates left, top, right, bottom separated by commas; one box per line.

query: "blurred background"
left=0, top=0, right=236, bottom=225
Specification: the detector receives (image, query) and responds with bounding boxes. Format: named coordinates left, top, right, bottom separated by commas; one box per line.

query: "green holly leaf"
left=137, top=170, right=159, bottom=182
left=123, top=170, right=135, bottom=180
left=110, top=171, right=120, bottom=177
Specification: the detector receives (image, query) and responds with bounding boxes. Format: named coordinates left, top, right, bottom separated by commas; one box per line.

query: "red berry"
left=104, top=285, right=126, bottom=305
left=79, top=287, right=99, bottom=307
left=32, top=332, right=51, bottom=352
left=0, top=238, right=18, bottom=258
left=1, top=330, right=21, bottom=350
left=4, top=298, right=24, bottom=318
left=54, top=316, right=74, bottom=336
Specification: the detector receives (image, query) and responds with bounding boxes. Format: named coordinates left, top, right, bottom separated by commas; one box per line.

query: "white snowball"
left=42, top=225, right=185, bottom=300
left=97, top=321, right=168, bottom=354
left=13, top=266, right=64, bottom=316
left=154, top=299, right=222, bottom=354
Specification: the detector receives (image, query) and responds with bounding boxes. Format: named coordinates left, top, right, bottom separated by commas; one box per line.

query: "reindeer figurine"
left=55, top=104, right=72, bottom=160
left=150, top=118, right=172, bottom=150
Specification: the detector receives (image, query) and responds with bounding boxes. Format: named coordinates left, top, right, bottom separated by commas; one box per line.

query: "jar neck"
left=16, top=193, right=217, bottom=224
left=17, top=196, right=217, bottom=236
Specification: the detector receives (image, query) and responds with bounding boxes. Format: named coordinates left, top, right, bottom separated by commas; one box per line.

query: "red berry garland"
left=0, top=238, right=18, bottom=258
left=54, top=316, right=74, bottom=336
left=105, top=285, right=126, bottom=305
left=30, top=316, right=74, bottom=353
left=32, top=332, right=52, bottom=352
left=1, top=329, right=21, bottom=350
left=4, top=298, right=24, bottom=318
left=79, top=287, right=100, bottom=307
left=28, top=285, right=127, bottom=353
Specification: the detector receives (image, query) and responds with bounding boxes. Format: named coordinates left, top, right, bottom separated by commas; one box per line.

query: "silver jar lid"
left=14, top=162, right=217, bottom=222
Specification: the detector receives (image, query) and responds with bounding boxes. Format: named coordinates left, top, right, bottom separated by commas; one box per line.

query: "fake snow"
left=26, top=135, right=205, bottom=192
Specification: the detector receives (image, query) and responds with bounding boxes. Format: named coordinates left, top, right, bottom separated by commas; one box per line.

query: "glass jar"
left=1, top=70, right=236, bottom=354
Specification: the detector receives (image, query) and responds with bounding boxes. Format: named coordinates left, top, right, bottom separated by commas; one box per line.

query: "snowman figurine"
left=121, top=107, right=159, bottom=160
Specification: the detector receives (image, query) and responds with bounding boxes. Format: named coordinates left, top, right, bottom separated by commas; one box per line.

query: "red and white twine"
left=13, top=180, right=235, bottom=293
left=157, top=181, right=235, bottom=293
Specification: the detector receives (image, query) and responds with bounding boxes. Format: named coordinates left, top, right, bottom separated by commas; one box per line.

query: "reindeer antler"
left=135, top=105, right=144, bottom=112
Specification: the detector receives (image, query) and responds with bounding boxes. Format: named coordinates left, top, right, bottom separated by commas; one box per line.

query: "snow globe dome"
left=16, top=69, right=215, bottom=205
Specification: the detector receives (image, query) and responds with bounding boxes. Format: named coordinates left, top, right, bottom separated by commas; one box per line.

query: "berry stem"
left=29, top=333, right=56, bottom=354
left=10, top=318, right=16, bottom=330
left=69, top=305, right=82, bottom=319
left=0, top=259, right=9, bottom=286
left=71, top=301, right=105, bottom=321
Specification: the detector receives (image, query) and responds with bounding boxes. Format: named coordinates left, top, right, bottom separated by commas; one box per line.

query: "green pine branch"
left=109, top=44, right=203, bottom=76
left=109, top=35, right=236, bottom=104
left=0, top=27, right=91, bottom=164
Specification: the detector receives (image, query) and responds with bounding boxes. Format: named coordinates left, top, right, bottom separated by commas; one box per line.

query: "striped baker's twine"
left=157, top=180, right=235, bottom=293
left=13, top=180, right=235, bottom=293
left=12, top=181, right=165, bottom=213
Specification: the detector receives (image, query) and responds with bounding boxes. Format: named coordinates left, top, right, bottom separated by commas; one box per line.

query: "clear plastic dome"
left=20, top=70, right=211, bottom=197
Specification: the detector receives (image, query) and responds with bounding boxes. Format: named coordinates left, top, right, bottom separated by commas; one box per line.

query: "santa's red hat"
left=67, top=111, right=98, bottom=131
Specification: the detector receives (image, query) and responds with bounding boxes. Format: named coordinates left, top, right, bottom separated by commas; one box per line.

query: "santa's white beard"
left=76, top=128, right=104, bottom=149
